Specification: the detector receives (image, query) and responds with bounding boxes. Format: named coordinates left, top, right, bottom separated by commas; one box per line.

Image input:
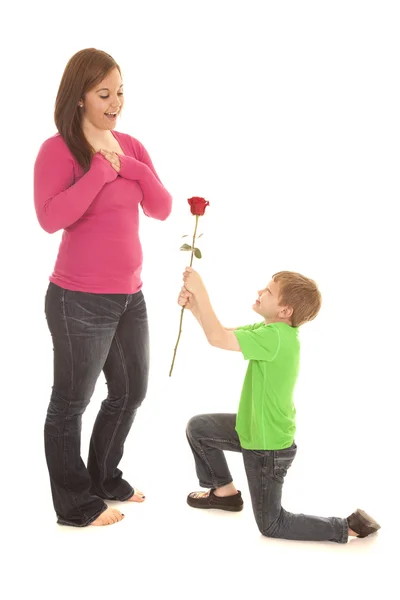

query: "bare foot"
left=190, top=484, right=239, bottom=499
left=348, top=528, right=358, bottom=537
left=214, top=483, right=239, bottom=498
left=127, top=488, right=146, bottom=503
left=189, top=491, right=212, bottom=499
left=91, top=508, right=125, bottom=526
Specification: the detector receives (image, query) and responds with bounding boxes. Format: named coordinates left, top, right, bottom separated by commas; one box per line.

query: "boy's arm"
left=191, top=309, right=236, bottom=332
left=179, top=284, right=238, bottom=337
left=181, top=267, right=241, bottom=351
left=181, top=270, right=278, bottom=360
left=190, top=304, right=203, bottom=327
left=190, top=291, right=241, bottom=351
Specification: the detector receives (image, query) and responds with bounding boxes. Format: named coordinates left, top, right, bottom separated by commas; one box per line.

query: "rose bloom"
left=188, top=197, right=210, bottom=216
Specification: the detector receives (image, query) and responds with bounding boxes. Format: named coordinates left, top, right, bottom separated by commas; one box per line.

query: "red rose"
left=169, top=194, right=210, bottom=376
left=188, top=196, right=210, bottom=216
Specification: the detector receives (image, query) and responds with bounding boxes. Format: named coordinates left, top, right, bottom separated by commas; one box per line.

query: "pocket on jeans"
left=273, top=443, right=297, bottom=480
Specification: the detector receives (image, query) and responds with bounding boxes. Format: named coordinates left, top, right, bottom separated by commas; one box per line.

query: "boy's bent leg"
left=243, top=445, right=348, bottom=544
left=186, top=414, right=241, bottom=488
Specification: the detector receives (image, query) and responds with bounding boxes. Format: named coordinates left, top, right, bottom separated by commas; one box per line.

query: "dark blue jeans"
left=44, top=283, right=149, bottom=526
left=186, top=414, right=348, bottom=543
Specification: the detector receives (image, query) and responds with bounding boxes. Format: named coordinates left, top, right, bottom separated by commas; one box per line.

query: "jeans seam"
left=100, top=331, right=129, bottom=498
left=61, top=290, right=74, bottom=398
left=260, top=456, right=266, bottom=534
left=61, top=290, right=87, bottom=521
left=198, top=437, right=240, bottom=488
left=198, top=439, right=217, bottom=487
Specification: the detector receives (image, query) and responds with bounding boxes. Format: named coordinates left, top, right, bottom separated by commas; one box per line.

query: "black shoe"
left=347, top=509, right=381, bottom=538
left=187, top=489, right=243, bottom=512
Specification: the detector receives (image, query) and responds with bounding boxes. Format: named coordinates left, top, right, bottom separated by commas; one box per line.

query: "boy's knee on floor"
left=255, top=513, right=281, bottom=539
left=260, top=526, right=278, bottom=539
left=259, top=523, right=280, bottom=539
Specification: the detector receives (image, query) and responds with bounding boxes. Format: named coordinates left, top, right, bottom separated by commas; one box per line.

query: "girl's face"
left=80, top=67, right=124, bottom=131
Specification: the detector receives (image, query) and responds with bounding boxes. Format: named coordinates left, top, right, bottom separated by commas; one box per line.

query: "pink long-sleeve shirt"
left=34, top=131, right=172, bottom=293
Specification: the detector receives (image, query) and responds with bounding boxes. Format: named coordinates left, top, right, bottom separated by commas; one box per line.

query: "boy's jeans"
left=186, top=413, right=348, bottom=543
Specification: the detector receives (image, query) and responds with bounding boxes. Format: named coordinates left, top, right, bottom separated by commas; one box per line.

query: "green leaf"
left=181, top=235, right=189, bottom=238
left=180, top=244, right=193, bottom=251
left=194, top=247, right=202, bottom=259
left=197, top=233, right=204, bottom=238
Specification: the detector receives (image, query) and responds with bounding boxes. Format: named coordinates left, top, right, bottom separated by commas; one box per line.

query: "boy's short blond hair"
left=272, top=271, right=322, bottom=327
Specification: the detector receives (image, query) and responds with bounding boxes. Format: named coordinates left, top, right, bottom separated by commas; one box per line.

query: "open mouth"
left=104, top=111, right=118, bottom=120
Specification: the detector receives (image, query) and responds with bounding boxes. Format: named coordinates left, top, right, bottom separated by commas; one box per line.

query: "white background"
left=1, top=1, right=398, bottom=598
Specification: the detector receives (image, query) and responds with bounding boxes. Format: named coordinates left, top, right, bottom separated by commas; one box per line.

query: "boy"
left=179, top=267, right=380, bottom=543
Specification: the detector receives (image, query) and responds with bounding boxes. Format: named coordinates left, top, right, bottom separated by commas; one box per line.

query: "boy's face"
left=253, top=279, right=291, bottom=323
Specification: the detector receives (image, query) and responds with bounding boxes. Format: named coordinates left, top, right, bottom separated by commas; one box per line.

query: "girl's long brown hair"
left=54, top=48, right=121, bottom=171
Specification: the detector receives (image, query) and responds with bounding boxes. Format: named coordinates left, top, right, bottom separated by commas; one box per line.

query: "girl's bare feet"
left=90, top=508, right=125, bottom=526
left=127, top=488, right=145, bottom=503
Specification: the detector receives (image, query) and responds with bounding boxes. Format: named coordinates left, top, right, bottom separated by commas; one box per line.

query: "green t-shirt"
left=234, top=322, right=300, bottom=450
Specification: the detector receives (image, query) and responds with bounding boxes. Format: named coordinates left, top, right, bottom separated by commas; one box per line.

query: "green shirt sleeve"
left=234, top=323, right=280, bottom=361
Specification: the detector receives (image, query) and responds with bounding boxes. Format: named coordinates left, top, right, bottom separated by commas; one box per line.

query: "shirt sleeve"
left=234, top=324, right=280, bottom=361
left=34, top=138, right=117, bottom=234
left=118, top=137, right=172, bottom=221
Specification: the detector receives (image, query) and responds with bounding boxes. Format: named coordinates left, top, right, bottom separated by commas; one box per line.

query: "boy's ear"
left=280, top=305, right=293, bottom=318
